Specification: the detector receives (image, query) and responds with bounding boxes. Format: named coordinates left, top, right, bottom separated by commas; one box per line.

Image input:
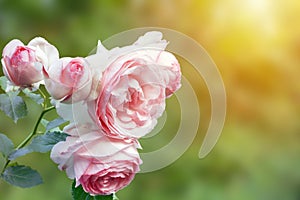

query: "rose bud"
left=1, top=37, right=58, bottom=87
left=44, top=57, right=93, bottom=103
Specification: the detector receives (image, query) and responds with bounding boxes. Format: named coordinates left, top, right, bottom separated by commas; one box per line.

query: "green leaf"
left=8, top=148, right=31, bottom=161
left=72, top=180, right=113, bottom=200
left=0, top=76, right=8, bottom=91
left=41, top=119, right=49, bottom=128
left=22, top=88, right=44, bottom=105
left=9, top=131, right=69, bottom=160
left=28, top=131, right=69, bottom=152
left=1, top=165, right=43, bottom=188
left=0, top=92, right=27, bottom=123
left=0, top=133, right=14, bottom=158
left=46, top=118, right=67, bottom=131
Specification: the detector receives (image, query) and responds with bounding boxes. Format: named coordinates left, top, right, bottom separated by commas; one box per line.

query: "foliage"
left=0, top=77, right=70, bottom=193
left=1, top=165, right=43, bottom=188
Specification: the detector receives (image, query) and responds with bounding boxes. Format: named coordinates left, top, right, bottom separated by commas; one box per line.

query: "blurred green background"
left=1, top=0, right=300, bottom=199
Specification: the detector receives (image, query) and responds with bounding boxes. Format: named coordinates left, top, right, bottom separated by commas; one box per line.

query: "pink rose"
left=44, top=57, right=93, bottom=103
left=89, top=49, right=181, bottom=139
left=1, top=37, right=59, bottom=87
left=50, top=123, right=142, bottom=195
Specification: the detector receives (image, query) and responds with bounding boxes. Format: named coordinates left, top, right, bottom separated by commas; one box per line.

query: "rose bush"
left=1, top=37, right=58, bottom=87
left=50, top=123, right=142, bottom=195
left=44, top=57, right=93, bottom=103
left=0, top=31, right=182, bottom=199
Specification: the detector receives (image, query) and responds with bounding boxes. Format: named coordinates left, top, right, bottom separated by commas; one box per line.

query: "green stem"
left=1, top=106, right=55, bottom=174
left=38, top=88, right=47, bottom=109
left=1, top=160, right=10, bottom=174
left=17, top=106, right=54, bottom=149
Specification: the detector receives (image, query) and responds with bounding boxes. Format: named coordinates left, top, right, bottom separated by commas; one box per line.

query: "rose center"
left=10, top=46, right=34, bottom=67
left=129, top=88, right=143, bottom=107
left=61, top=60, right=85, bottom=87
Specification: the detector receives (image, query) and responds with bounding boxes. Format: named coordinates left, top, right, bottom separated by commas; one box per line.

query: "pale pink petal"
left=2, top=39, right=24, bottom=58
left=28, top=37, right=59, bottom=68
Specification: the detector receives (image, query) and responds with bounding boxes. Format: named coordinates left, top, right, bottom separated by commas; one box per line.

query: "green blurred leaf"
left=22, top=88, right=44, bottom=105
left=0, top=92, right=27, bottom=123
left=46, top=117, right=67, bottom=131
left=72, top=180, right=113, bottom=200
left=9, top=131, right=69, bottom=160
left=1, top=165, right=43, bottom=188
left=0, top=76, right=8, bottom=91
left=0, top=133, right=14, bottom=158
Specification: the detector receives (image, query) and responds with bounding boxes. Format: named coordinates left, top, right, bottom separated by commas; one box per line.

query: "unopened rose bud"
left=45, top=57, right=93, bottom=103
left=1, top=37, right=59, bottom=87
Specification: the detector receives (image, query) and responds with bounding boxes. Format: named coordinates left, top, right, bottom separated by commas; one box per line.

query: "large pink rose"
left=44, top=57, right=93, bottom=103
left=89, top=49, right=181, bottom=139
left=1, top=37, right=58, bottom=87
left=50, top=123, right=142, bottom=195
